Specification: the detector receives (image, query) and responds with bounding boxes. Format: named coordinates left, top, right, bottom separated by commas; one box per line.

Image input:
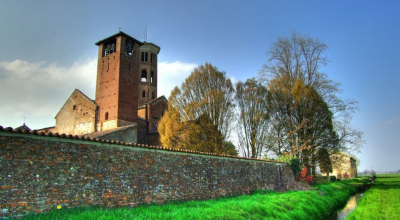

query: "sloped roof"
left=138, top=95, right=168, bottom=108
left=138, top=116, right=146, bottom=121
left=95, top=31, right=143, bottom=46
left=15, top=123, right=31, bottom=131
left=36, top=126, right=55, bottom=131
left=82, top=124, right=136, bottom=139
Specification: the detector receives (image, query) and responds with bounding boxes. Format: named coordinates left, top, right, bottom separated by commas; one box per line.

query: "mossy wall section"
left=0, top=131, right=294, bottom=217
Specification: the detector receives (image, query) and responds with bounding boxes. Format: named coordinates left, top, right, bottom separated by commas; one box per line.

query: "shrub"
left=289, top=158, right=301, bottom=179
left=329, top=176, right=336, bottom=182
left=304, top=175, right=316, bottom=185
left=276, top=154, right=301, bottom=179
left=315, top=176, right=330, bottom=184
left=296, top=167, right=316, bottom=185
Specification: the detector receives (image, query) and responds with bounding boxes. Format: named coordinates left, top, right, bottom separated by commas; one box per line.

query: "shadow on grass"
left=373, top=182, right=400, bottom=190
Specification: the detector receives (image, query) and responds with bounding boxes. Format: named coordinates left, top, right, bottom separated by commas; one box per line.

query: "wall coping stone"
left=0, top=125, right=287, bottom=164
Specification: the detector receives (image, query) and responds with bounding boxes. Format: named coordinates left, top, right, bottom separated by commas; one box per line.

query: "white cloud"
left=229, top=76, right=238, bottom=86
left=0, top=59, right=97, bottom=129
left=383, top=117, right=400, bottom=126
left=158, top=61, right=197, bottom=98
left=0, top=59, right=197, bottom=129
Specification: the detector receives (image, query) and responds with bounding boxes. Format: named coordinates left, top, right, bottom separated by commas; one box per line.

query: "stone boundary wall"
left=0, top=128, right=294, bottom=217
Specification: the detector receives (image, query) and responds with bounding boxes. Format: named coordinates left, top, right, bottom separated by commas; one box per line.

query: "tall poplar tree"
left=235, top=78, right=269, bottom=158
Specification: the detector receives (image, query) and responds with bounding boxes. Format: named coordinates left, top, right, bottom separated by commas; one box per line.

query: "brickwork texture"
left=0, top=130, right=294, bottom=217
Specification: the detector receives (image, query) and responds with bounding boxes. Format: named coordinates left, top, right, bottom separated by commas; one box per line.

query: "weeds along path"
left=346, top=174, right=400, bottom=220
left=19, top=181, right=357, bottom=220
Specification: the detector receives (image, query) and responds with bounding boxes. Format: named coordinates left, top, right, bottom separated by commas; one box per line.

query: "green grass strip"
left=346, top=174, right=400, bottom=220
left=18, top=181, right=359, bottom=220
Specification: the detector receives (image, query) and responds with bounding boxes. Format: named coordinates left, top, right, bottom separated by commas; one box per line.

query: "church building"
left=40, top=32, right=168, bottom=146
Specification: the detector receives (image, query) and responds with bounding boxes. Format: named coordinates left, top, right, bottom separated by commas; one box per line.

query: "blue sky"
left=1, top=0, right=399, bottom=172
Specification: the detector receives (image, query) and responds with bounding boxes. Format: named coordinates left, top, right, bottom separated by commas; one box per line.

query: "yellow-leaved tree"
left=158, top=63, right=236, bottom=155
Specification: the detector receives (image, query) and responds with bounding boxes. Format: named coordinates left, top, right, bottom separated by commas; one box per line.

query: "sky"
left=0, top=0, right=399, bottom=172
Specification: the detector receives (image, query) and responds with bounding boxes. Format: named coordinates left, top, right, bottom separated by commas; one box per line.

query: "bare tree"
left=235, top=78, right=269, bottom=158
left=259, top=32, right=363, bottom=174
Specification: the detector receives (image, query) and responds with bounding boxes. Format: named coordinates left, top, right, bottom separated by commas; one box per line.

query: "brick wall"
left=136, top=119, right=148, bottom=144
left=95, top=35, right=139, bottom=125
left=147, top=97, right=168, bottom=132
left=0, top=129, right=294, bottom=218
left=145, top=132, right=161, bottom=146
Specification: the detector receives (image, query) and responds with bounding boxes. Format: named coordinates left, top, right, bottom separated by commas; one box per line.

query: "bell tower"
left=138, top=42, right=160, bottom=106
left=94, top=32, right=143, bottom=131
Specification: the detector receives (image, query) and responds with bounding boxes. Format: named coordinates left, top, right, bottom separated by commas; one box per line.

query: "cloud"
left=0, top=59, right=97, bottom=129
left=229, top=76, right=238, bottom=86
left=0, top=59, right=197, bottom=129
left=158, top=61, right=198, bottom=98
left=384, top=117, right=400, bottom=126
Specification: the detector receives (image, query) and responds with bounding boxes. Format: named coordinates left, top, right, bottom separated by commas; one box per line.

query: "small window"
left=152, top=91, right=155, bottom=99
left=145, top=52, right=148, bottom=62
left=141, top=52, right=144, bottom=61
left=142, top=91, right=146, bottom=97
left=105, top=112, right=109, bottom=120
left=73, top=105, right=76, bottom=110
left=151, top=71, right=154, bottom=83
left=141, top=70, right=147, bottom=82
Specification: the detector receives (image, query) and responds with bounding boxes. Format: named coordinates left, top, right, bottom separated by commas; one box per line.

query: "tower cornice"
left=140, top=42, right=161, bottom=54
left=95, top=31, right=143, bottom=46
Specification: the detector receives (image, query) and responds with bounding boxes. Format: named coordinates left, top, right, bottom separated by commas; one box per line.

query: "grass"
left=17, top=181, right=359, bottom=220
left=14, top=176, right=383, bottom=220
left=346, top=174, right=400, bottom=220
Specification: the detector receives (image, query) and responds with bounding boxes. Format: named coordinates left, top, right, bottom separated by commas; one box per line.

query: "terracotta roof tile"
left=0, top=125, right=287, bottom=164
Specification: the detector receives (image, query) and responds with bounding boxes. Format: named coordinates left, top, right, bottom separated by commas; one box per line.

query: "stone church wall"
left=55, top=90, right=97, bottom=135
left=97, top=125, right=137, bottom=144
left=0, top=129, right=294, bottom=218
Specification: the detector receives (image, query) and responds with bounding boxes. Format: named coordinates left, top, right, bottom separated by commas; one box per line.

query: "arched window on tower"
left=103, top=40, right=116, bottom=57
left=151, top=71, right=154, bottom=83
left=141, top=70, right=147, bottom=82
left=125, top=40, right=133, bottom=55
left=152, top=91, right=155, bottom=99
left=141, top=52, right=149, bottom=62
left=105, top=112, right=109, bottom=120
left=142, top=90, right=146, bottom=97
